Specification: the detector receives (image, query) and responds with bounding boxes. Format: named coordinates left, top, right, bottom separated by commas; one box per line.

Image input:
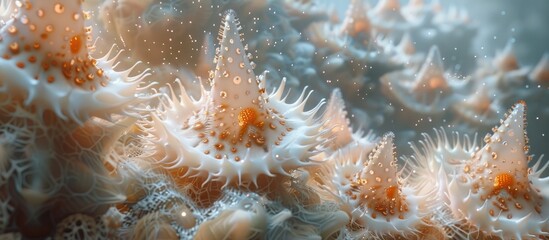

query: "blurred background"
left=326, top=0, right=549, bottom=65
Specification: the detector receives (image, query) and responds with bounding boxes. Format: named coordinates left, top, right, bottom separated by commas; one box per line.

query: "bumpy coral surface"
left=145, top=10, right=327, bottom=187
left=0, top=0, right=547, bottom=239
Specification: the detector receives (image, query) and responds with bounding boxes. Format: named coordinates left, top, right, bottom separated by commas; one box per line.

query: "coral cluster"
left=0, top=0, right=547, bottom=239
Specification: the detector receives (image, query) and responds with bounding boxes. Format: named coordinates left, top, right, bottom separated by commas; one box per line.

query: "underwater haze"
left=0, top=0, right=548, bottom=239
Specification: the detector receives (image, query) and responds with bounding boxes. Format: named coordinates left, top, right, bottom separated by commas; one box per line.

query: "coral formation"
left=0, top=0, right=547, bottom=239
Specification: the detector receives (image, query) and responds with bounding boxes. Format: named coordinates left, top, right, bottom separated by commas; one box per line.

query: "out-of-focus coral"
left=0, top=0, right=149, bottom=237
left=0, top=0, right=547, bottom=239
left=529, top=53, right=549, bottom=87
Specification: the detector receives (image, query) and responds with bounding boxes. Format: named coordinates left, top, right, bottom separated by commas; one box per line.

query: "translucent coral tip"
left=413, top=46, right=447, bottom=92
left=530, top=53, right=549, bottom=83
left=494, top=40, right=519, bottom=71
left=368, top=132, right=398, bottom=177
left=211, top=9, right=260, bottom=108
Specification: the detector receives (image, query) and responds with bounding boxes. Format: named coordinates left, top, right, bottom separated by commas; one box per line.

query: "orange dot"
left=9, top=42, right=19, bottom=54
left=238, top=107, right=257, bottom=128
left=493, top=173, right=515, bottom=192
left=385, top=185, right=398, bottom=199
left=69, top=35, right=82, bottom=54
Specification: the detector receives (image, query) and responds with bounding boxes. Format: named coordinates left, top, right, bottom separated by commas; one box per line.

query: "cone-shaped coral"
left=448, top=101, right=549, bottom=238
left=381, top=46, right=462, bottom=123
left=493, top=40, right=520, bottom=72
left=529, top=53, right=549, bottom=86
left=349, top=133, right=426, bottom=238
left=371, top=0, right=406, bottom=23
left=397, top=33, right=415, bottom=56
left=146, top=10, right=327, bottom=187
left=453, top=85, right=504, bottom=127
left=412, top=46, right=448, bottom=94
left=317, top=132, right=429, bottom=238
left=0, top=0, right=148, bottom=123
left=339, top=0, right=371, bottom=38
left=322, top=88, right=353, bottom=150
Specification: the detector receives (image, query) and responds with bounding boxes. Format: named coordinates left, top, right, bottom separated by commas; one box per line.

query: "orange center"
left=353, top=21, right=370, bottom=35
left=238, top=107, right=257, bottom=128
left=428, top=77, right=447, bottom=90
left=385, top=185, right=398, bottom=199
left=69, top=35, right=82, bottom=54
left=493, top=173, right=515, bottom=192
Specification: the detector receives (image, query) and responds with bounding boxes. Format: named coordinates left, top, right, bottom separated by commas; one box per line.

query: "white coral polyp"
left=448, top=102, right=549, bottom=238
left=0, top=0, right=149, bottom=123
left=324, top=133, right=428, bottom=238
left=320, top=88, right=377, bottom=152
left=381, top=46, right=466, bottom=117
left=147, top=10, right=327, bottom=186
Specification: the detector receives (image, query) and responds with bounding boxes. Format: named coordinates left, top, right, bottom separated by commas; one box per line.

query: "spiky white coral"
left=0, top=0, right=149, bottom=123
left=404, top=128, right=479, bottom=238
left=349, top=133, right=429, bottom=238
left=321, top=88, right=377, bottom=152
left=381, top=46, right=467, bottom=122
left=146, top=10, right=327, bottom=187
left=319, top=133, right=430, bottom=238
left=447, top=102, right=549, bottom=238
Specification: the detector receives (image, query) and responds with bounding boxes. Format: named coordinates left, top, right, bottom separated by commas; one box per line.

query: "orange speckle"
left=8, top=25, right=17, bottom=34
left=28, top=56, right=36, bottom=63
left=493, top=173, right=515, bottom=193
left=214, top=143, right=224, bottom=151
left=41, top=62, right=50, bottom=71
left=9, top=42, right=19, bottom=54
left=353, top=21, right=370, bottom=35
left=47, top=76, right=55, bottom=83
left=16, top=62, right=25, bottom=68
left=74, top=77, right=84, bottom=85
left=385, top=185, right=398, bottom=199
left=69, top=35, right=82, bottom=54
left=428, top=77, right=447, bottom=89
left=238, top=107, right=257, bottom=128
